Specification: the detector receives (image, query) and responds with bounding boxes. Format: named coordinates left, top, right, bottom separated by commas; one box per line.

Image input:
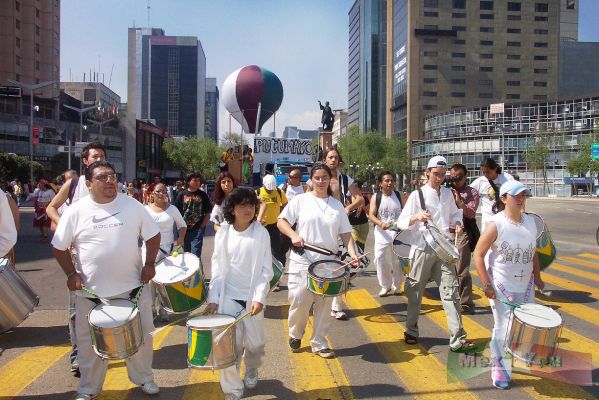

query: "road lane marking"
left=560, top=256, right=599, bottom=270
left=549, top=262, right=599, bottom=283
left=579, top=253, right=599, bottom=261
left=0, top=344, right=70, bottom=398
left=345, top=289, right=478, bottom=400
left=540, top=270, right=599, bottom=297
left=420, top=291, right=594, bottom=399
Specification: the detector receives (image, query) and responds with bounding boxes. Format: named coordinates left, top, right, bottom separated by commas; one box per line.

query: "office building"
left=559, top=41, right=599, bottom=98
left=332, top=109, right=348, bottom=144
left=205, top=77, right=218, bottom=142
left=60, top=82, right=121, bottom=113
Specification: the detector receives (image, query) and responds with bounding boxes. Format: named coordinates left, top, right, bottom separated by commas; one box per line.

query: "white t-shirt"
left=278, top=192, right=352, bottom=271
left=0, top=190, right=17, bottom=257
left=143, top=204, right=186, bottom=253
left=225, top=223, right=256, bottom=300
left=486, top=212, right=536, bottom=292
left=33, top=188, right=55, bottom=204
left=51, top=193, right=160, bottom=298
left=210, top=203, right=225, bottom=226
left=469, top=172, right=514, bottom=228
left=374, top=191, right=402, bottom=246
left=278, top=183, right=304, bottom=201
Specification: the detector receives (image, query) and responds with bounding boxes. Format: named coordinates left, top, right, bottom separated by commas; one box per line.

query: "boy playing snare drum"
left=206, top=188, right=274, bottom=400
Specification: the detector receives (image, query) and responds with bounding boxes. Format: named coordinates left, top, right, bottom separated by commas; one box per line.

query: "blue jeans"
left=184, top=225, right=206, bottom=258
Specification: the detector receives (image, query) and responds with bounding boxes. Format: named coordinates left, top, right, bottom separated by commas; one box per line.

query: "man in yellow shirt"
left=257, top=174, right=287, bottom=265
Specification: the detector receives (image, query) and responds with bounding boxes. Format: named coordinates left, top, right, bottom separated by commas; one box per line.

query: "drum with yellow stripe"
left=152, top=252, right=206, bottom=314
left=187, top=314, right=237, bottom=370
left=528, top=213, right=556, bottom=270
left=307, top=260, right=349, bottom=297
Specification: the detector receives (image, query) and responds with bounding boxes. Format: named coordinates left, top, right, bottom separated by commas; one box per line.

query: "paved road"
left=1, top=198, right=598, bottom=399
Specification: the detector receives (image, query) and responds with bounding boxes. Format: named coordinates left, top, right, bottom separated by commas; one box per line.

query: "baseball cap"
left=263, top=174, right=277, bottom=190
left=427, top=155, right=448, bottom=169
left=499, top=180, right=529, bottom=196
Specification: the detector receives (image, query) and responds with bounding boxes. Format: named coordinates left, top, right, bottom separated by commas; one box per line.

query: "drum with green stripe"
left=270, top=260, right=284, bottom=290
left=529, top=213, right=557, bottom=270
left=153, top=253, right=207, bottom=314
left=187, top=314, right=237, bottom=370
left=307, top=260, right=348, bottom=297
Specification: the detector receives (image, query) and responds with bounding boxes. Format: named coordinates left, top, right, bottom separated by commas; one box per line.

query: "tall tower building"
left=204, top=77, right=219, bottom=143
left=0, top=0, right=60, bottom=98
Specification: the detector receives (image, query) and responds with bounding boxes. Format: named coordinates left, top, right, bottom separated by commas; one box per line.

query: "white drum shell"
left=0, top=259, right=39, bottom=333
left=423, top=225, right=459, bottom=264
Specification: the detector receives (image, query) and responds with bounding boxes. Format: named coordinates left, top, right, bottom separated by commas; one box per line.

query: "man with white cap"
left=396, top=155, right=474, bottom=351
left=257, top=174, right=288, bottom=265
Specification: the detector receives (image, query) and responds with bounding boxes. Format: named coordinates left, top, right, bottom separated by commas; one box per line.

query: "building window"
left=480, top=53, right=493, bottom=59
left=35, top=43, right=40, bottom=53
left=424, top=0, right=439, bottom=7
left=424, top=64, right=438, bottom=70
left=451, top=92, right=466, bottom=97
left=479, top=79, right=493, bottom=85
left=452, top=12, right=467, bottom=18
left=15, top=55, right=20, bottom=66
left=423, top=105, right=438, bottom=110
left=452, top=52, right=466, bottom=58
left=480, top=66, right=493, bottom=72
left=480, top=26, right=494, bottom=32
left=423, top=51, right=438, bottom=57
left=452, top=65, right=466, bottom=71
left=507, top=41, right=521, bottom=47
left=534, top=68, right=548, bottom=73
left=35, top=8, right=40, bottom=17
left=507, top=2, right=521, bottom=11
left=534, top=55, right=547, bottom=60
left=507, top=14, right=521, bottom=20
left=507, top=94, right=520, bottom=99
left=424, top=38, right=438, bottom=44
left=453, top=39, right=466, bottom=44
left=423, top=91, right=438, bottom=97
left=424, top=11, right=439, bottom=17
left=53, top=47, right=59, bottom=56
left=15, top=1, right=20, bottom=11
left=507, top=80, right=520, bottom=86
left=480, top=1, right=494, bottom=10
left=507, top=67, right=520, bottom=73
left=15, top=73, right=20, bottom=81
left=36, top=25, right=40, bottom=35
left=423, top=77, right=437, bottom=83
left=534, top=95, right=548, bottom=100
left=534, top=42, right=548, bottom=47
left=480, top=13, right=494, bottom=19
left=480, top=40, right=493, bottom=45
left=453, top=0, right=466, bottom=9
left=479, top=93, right=493, bottom=98
left=15, top=37, right=20, bottom=48
left=453, top=26, right=467, bottom=31
left=507, top=54, right=521, bottom=60
left=35, top=61, right=40, bottom=70
left=535, top=3, right=549, bottom=12
left=535, top=16, right=548, bottom=21
left=452, top=79, right=466, bottom=84
left=534, top=81, right=547, bottom=87
left=15, top=19, right=20, bottom=29
left=424, top=24, right=439, bottom=30
left=507, top=28, right=521, bottom=33
left=534, top=29, right=548, bottom=34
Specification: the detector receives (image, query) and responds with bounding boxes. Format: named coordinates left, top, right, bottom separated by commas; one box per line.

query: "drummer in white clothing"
left=469, top=158, right=514, bottom=231
left=210, top=172, right=237, bottom=232
left=473, top=180, right=544, bottom=390
left=396, top=155, right=473, bottom=351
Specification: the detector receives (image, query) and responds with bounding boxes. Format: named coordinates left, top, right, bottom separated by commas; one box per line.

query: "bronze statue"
left=318, top=100, right=334, bottom=131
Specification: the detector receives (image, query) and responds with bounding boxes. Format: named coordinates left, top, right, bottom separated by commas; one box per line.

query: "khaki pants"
left=405, top=246, right=467, bottom=350
left=456, top=231, right=475, bottom=309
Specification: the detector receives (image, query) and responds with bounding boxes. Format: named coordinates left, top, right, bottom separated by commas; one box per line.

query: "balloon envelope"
left=222, top=65, right=283, bottom=134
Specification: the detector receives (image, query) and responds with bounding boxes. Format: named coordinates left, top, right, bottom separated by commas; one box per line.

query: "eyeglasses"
left=93, top=173, right=118, bottom=182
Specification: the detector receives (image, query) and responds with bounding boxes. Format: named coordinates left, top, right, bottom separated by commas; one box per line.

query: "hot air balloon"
left=222, top=65, right=284, bottom=134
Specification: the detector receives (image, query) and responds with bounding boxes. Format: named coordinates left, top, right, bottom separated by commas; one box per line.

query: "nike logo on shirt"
left=92, top=212, right=121, bottom=223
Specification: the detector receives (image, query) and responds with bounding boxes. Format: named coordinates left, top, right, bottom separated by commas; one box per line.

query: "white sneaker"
left=244, top=367, right=258, bottom=389
left=224, top=393, right=242, bottom=400
left=391, top=284, right=402, bottom=295
left=140, top=381, right=160, bottom=395
left=74, top=394, right=97, bottom=400
left=330, top=310, right=348, bottom=320
left=379, top=287, right=392, bottom=297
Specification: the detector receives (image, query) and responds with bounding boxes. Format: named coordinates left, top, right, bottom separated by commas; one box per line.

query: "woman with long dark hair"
left=470, top=158, right=514, bottom=231
left=210, top=171, right=237, bottom=231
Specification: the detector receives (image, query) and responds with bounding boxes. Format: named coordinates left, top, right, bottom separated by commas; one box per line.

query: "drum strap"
left=128, top=286, right=142, bottom=301
left=234, top=299, right=247, bottom=309
left=83, top=296, right=101, bottom=305
left=417, top=188, right=426, bottom=211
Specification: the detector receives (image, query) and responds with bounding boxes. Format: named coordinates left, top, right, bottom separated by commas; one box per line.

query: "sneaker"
left=224, top=394, right=242, bottom=400
left=289, top=337, right=301, bottom=352
left=391, top=285, right=403, bottom=295
left=378, top=287, right=392, bottom=297
left=461, top=306, right=476, bottom=315
left=314, top=348, right=335, bottom=358
left=450, top=341, right=477, bottom=352
left=493, top=379, right=511, bottom=390
left=74, top=394, right=97, bottom=400
left=244, top=367, right=258, bottom=389
left=331, top=310, right=348, bottom=320
left=272, top=284, right=281, bottom=292
left=140, top=381, right=160, bottom=395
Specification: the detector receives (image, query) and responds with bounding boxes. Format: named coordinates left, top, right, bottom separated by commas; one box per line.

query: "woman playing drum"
left=277, top=163, right=359, bottom=359
left=473, top=180, right=545, bottom=390
left=210, top=172, right=237, bottom=232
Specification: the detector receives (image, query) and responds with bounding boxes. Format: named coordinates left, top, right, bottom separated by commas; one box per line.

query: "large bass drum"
left=0, top=257, right=39, bottom=333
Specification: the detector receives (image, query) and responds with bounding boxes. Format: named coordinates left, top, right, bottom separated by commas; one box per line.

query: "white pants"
left=374, top=242, right=403, bottom=290
left=288, top=267, right=333, bottom=352
left=219, top=297, right=266, bottom=397
left=75, top=288, right=154, bottom=396
left=331, top=295, right=345, bottom=312
left=488, top=281, right=534, bottom=383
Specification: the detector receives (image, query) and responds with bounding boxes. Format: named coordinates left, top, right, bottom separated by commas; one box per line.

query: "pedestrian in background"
left=175, top=172, right=212, bottom=258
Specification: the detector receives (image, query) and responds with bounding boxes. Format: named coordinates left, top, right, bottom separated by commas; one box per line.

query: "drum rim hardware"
left=307, top=259, right=350, bottom=297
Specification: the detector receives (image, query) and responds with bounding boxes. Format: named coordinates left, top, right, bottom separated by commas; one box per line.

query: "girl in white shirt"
left=277, top=164, right=359, bottom=359
left=206, top=188, right=273, bottom=400
left=210, top=172, right=237, bottom=231
left=474, top=180, right=544, bottom=390
left=32, top=179, right=55, bottom=242
left=469, top=158, right=514, bottom=231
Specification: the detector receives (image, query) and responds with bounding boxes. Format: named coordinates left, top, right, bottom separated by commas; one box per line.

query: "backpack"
left=374, top=190, right=403, bottom=217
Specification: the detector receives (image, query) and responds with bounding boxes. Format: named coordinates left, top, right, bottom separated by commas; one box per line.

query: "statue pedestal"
left=318, top=130, right=333, bottom=153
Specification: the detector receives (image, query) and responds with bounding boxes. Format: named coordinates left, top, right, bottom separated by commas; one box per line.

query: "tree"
left=0, top=153, right=43, bottom=185
left=566, top=136, right=599, bottom=196
left=524, top=137, right=550, bottom=196
left=220, top=132, right=246, bottom=149
left=163, top=138, right=222, bottom=179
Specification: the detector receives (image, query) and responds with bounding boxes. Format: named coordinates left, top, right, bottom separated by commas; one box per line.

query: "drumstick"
left=214, top=310, right=252, bottom=344
left=455, top=231, right=458, bottom=247
left=81, top=286, right=110, bottom=305
left=303, top=243, right=335, bottom=256
left=332, top=252, right=373, bottom=273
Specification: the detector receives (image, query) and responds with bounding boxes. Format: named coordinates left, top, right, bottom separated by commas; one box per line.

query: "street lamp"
left=63, top=104, right=97, bottom=142
left=8, top=79, right=56, bottom=182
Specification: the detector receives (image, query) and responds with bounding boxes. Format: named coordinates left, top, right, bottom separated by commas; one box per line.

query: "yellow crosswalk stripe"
left=549, top=262, right=599, bottom=283
left=578, top=253, right=599, bottom=261
left=420, top=291, right=594, bottom=399
left=559, top=256, right=599, bottom=270
left=345, top=289, right=478, bottom=400
left=0, top=344, right=70, bottom=398
left=282, top=303, right=354, bottom=399
left=541, top=270, right=599, bottom=297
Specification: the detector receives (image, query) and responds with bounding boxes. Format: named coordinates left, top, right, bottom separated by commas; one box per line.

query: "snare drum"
left=392, top=231, right=412, bottom=275
left=88, top=299, right=144, bottom=359
left=506, top=303, right=562, bottom=365
left=422, top=223, right=460, bottom=265
left=187, top=314, right=237, bottom=370
left=270, top=259, right=284, bottom=290
left=307, top=260, right=349, bottom=297
left=528, top=213, right=556, bottom=270
left=153, top=252, right=206, bottom=314
left=0, top=257, right=39, bottom=333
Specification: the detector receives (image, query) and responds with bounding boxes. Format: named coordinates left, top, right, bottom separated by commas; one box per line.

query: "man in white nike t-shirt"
left=52, top=161, right=161, bottom=400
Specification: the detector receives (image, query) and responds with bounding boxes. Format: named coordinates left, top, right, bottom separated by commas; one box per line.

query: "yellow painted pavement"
left=578, top=253, right=599, bottom=262
left=559, top=256, right=599, bottom=270
left=549, top=262, right=599, bottom=283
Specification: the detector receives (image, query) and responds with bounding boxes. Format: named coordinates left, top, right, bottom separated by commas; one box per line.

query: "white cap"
left=263, top=174, right=277, bottom=190
left=427, top=155, right=448, bottom=169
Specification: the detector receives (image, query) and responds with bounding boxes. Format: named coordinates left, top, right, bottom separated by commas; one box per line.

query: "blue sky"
left=61, top=0, right=598, bottom=138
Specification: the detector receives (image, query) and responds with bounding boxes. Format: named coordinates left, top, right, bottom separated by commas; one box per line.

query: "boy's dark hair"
left=223, top=187, right=260, bottom=224
left=377, top=170, right=395, bottom=183
left=85, top=160, right=115, bottom=181
left=451, top=163, right=468, bottom=175
left=81, top=142, right=106, bottom=160
left=480, top=158, right=502, bottom=174
left=185, top=172, right=203, bottom=184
